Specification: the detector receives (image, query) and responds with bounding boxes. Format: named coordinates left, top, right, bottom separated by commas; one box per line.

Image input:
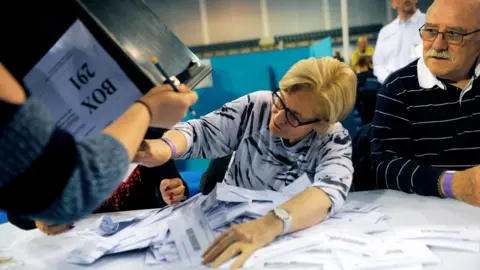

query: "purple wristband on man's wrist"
left=161, top=138, right=176, bottom=159
left=442, top=171, right=455, bottom=199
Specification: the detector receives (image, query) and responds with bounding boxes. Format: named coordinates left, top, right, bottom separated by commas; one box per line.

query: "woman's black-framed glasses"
left=272, top=89, right=321, bottom=127
left=419, top=24, right=480, bottom=45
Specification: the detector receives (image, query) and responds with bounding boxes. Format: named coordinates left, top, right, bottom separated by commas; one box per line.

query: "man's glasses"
left=272, top=90, right=321, bottom=127
left=419, top=24, right=480, bottom=45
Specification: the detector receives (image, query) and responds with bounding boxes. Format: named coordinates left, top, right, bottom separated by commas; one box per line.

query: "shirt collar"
left=398, top=9, right=422, bottom=25
left=417, top=56, right=480, bottom=91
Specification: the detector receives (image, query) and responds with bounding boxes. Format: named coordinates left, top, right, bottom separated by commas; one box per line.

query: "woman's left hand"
left=202, top=215, right=283, bottom=269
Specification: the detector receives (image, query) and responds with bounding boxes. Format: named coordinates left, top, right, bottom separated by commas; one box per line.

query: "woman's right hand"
left=133, top=139, right=173, bottom=167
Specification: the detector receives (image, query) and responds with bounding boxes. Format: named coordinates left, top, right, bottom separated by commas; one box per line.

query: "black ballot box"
left=0, top=0, right=211, bottom=139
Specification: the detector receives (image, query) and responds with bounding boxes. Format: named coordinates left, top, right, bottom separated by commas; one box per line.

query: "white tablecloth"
left=1, top=190, right=480, bottom=269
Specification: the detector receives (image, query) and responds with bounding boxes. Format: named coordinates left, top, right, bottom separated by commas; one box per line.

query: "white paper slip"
left=67, top=237, right=118, bottom=265
left=264, top=260, right=343, bottom=270
left=145, top=249, right=163, bottom=265
left=245, top=201, right=276, bottom=217
left=132, top=207, right=173, bottom=228
left=393, top=225, right=480, bottom=241
left=324, top=231, right=384, bottom=256
left=335, top=250, right=424, bottom=270
left=243, top=234, right=326, bottom=268
left=335, top=240, right=438, bottom=270
left=342, top=201, right=383, bottom=213
left=265, top=248, right=336, bottom=264
left=281, top=173, right=312, bottom=196
left=96, top=215, right=127, bottom=236
left=405, top=238, right=480, bottom=252
left=168, top=203, right=215, bottom=266
left=332, top=211, right=389, bottom=224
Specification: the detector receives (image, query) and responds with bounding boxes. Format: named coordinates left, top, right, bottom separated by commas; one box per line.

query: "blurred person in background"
left=0, top=63, right=197, bottom=225
left=334, top=51, right=345, bottom=62
left=351, top=36, right=375, bottom=72
left=356, top=55, right=376, bottom=88
left=373, top=0, right=426, bottom=83
left=135, top=57, right=357, bottom=269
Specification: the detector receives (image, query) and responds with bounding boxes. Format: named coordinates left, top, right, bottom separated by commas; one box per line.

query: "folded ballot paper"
left=64, top=173, right=480, bottom=269
left=66, top=173, right=312, bottom=266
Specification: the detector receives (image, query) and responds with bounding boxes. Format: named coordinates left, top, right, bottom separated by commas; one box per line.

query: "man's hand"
left=452, top=167, right=480, bottom=206
left=35, top=221, right=74, bottom=236
left=202, top=214, right=283, bottom=269
left=159, top=178, right=186, bottom=205
left=141, top=84, right=198, bottom=128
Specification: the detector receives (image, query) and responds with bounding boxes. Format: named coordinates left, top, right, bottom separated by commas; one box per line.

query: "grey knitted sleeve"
left=0, top=98, right=129, bottom=224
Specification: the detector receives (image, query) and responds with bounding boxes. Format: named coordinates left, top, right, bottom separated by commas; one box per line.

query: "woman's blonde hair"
left=279, top=57, right=357, bottom=124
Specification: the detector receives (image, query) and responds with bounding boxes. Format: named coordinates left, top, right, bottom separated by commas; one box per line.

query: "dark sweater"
left=371, top=58, right=480, bottom=196
left=0, top=98, right=129, bottom=224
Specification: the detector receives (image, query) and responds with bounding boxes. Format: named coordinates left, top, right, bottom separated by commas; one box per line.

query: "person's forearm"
left=162, top=129, right=189, bottom=158
left=0, top=63, right=26, bottom=104
left=259, top=187, right=332, bottom=237
left=102, top=103, right=150, bottom=160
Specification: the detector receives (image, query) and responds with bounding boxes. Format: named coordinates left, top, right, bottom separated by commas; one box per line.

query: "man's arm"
left=370, top=80, right=445, bottom=197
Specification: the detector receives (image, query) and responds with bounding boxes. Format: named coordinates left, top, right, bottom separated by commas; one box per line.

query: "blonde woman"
left=135, top=57, right=357, bottom=269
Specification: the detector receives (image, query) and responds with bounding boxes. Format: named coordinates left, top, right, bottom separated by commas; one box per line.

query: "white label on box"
left=23, top=19, right=142, bottom=140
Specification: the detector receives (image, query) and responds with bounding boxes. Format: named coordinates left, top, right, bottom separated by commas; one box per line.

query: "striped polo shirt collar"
left=417, top=56, right=480, bottom=93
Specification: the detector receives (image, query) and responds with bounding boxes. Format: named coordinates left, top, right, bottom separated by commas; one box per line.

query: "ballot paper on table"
left=342, top=201, right=383, bottom=213
left=242, top=234, right=327, bottom=268
left=335, top=240, right=439, bottom=270
left=168, top=203, right=215, bottom=266
left=393, top=225, right=480, bottom=252
left=67, top=236, right=118, bottom=265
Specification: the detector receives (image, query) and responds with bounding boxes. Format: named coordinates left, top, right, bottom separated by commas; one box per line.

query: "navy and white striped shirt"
left=173, top=91, right=353, bottom=215
left=371, top=57, right=480, bottom=197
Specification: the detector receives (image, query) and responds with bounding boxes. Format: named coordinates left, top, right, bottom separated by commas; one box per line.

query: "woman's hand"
left=134, top=139, right=172, bottom=167
left=202, top=215, right=283, bottom=269
left=160, top=178, right=186, bottom=205
left=35, top=220, right=74, bottom=236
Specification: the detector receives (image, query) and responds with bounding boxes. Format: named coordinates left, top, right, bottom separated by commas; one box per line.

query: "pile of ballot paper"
left=64, top=173, right=480, bottom=269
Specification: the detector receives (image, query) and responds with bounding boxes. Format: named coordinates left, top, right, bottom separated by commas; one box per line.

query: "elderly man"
left=371, top=0, right=480, bottom=206
left=351, top=36, right=375, bottom=72
left=373, top=0, right=425, bottom=83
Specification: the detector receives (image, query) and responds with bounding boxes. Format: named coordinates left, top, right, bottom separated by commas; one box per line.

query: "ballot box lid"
left=1, top=0, right=211, bottom=93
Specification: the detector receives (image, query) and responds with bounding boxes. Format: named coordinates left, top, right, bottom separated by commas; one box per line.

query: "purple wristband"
left=161, top=138, right=176, bottom=159
left=442, top=171, right=455, bottom=199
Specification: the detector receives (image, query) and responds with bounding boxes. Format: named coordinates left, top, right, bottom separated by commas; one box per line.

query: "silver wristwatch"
left=271, top=208, right=292, bottom=235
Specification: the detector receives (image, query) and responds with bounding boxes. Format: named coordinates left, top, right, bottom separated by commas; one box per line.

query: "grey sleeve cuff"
left=0, top=98, right=56, bottom=188
left=33, top=134, right=129, bottom=224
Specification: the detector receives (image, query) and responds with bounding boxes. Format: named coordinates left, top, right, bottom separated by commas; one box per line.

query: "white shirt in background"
left=373, top=9, right=426, bottom=83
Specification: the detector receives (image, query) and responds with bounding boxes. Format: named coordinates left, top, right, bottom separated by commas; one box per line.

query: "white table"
left=1, top=190, right=480, bottom=269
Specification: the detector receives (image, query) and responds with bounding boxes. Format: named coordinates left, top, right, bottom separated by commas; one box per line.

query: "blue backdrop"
left=177, top=37, right=345, bottom=172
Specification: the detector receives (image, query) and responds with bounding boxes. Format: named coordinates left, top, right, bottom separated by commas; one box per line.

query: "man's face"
left=422, top=1, right=480, bottom=81
left=392, top=0, right=417, bottom=15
